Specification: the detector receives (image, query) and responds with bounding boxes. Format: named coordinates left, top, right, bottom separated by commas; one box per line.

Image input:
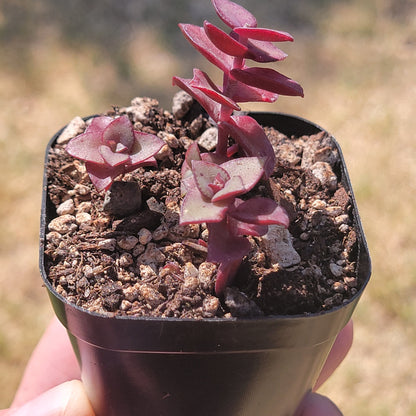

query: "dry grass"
left=0, top=0, right=415, bottom=413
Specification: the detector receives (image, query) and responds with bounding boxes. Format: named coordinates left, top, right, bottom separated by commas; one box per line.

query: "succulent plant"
left=173, top=0, right=303, bottom=294
left=66, top=115, right=164, bottom=191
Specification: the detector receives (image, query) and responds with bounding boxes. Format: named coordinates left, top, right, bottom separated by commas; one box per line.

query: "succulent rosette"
left=66, top=115, right=164, bottom=191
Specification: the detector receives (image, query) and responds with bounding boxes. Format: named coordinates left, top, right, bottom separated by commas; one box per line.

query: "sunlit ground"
left=0, top=0, right=415, bottom=414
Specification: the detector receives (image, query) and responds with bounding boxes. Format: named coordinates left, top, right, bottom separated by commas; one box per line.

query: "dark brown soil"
left=43, top=97, right=361, bottom=319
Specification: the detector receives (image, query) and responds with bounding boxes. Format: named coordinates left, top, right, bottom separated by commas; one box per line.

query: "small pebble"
left=311, top=161, right=337, bottom=191
left=98, top=238, right=116, bottom=251
left=57, top=199, right=75, bottom=215
left=260, top=225, right=301, bottom=268
left=138, top=228, right=152, bottom=245
left=119, top=252, right=134, bottom=267
left=198, top=127, right=218, bottom=151
left=117, top=236, right=139, bottom=251
left=76, top=212, right=92, bottom=225
left=120, top=300, right=132, bottom=311
left=311, top=199, right=326, bottom=210
left=159, top=131, right=180, bottom=148
left=74, top=184, right=90, bottom=196
left=152, top=223, right=169, bottom=241
left=339, top=224, right=349, bottom=233
left=329, top=262, right=344, bottom=277
left=203, top=296, right=220, bottom=317
left=56, top=116, right=86, bottom=145
left=48, top=215, right=77, bottom=234
left=332, top=281, right=345, bottom=293
left=172, top=91, right=193, bottom=119
left=77, top=201, right=92, bottom=213
left=335, top=214, right=349, bottom=225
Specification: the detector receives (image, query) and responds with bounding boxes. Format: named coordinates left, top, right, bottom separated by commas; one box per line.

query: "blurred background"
left=0, top=0, right=415, bottom=414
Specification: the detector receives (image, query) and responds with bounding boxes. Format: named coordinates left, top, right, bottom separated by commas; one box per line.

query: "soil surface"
left=43, top=96, right=361, bottom=319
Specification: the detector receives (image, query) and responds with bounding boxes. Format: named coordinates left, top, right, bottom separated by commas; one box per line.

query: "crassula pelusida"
left=66, top=0, right=303, bottom=295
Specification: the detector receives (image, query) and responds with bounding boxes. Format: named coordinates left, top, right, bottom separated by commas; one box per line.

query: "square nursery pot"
left=39, top=111, right=371, bottom=416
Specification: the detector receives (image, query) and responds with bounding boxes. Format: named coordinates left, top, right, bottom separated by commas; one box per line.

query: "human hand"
left=1, top=317, right=95, bottom=416
left=2, top=317, right=353, bottom=416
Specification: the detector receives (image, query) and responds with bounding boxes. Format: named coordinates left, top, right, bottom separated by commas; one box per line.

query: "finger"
left=12, top=317, right=80, bottom=407
left=6, top=380, right=95, bottom=416
left=298, top=392, right=343, bottom=416
left=314, top=320, right=354, bottom=391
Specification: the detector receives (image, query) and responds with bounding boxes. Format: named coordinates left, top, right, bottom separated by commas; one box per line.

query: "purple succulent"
left=179, top=142, right=289, bottom=293
left=174, top=0, right=301, bottom=294
left=66, top=115, right=164, bottom=191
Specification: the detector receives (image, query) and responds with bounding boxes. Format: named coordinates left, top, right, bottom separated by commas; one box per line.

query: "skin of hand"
left=1, top=318, right=353, bottom=416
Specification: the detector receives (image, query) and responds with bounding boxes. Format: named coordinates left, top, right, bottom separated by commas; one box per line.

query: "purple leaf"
left=211, top=175, right=245, bottom=202
left=178, top=24, right=233, bottom=72
left=99, top=145, right=130, bottom=167
left=228, top=215, right=268, bottom=236
left=172, top=75, right=221, bottom=121
left=211, top=157, right=264, bottom=201
left=189, top=68, right=240, bottom=111
left=204, top=21, right=248, bottom=57
left=66, top=131, right=105, bottom=165
left=225, top=77, right=278, bottom=103
left=87, top=116, right=113, bottom=134
left=129, top=131, right=165, bottom=165
left=234, top=27, right=294, bottom=42
left=245, top=39, right=288, bottom=62
left=85, top=162, right=125, bottom=192
left=212, top=0, right=257, bottom=29
left=231, top=67, right=304, bottom=97
left=220, top=116, right=276, bottom=178
left=228, top=197, right=290, bottom=227
left=191, top=160, right=230, bottom=199
left=67, top=115, right=163, bottom=192
left=102, top=115, right=134, bottom=150
left=180, top=186, right=230, bottom=225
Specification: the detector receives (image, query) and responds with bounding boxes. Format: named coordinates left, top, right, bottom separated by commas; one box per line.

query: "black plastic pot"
left=39, top=112, right=371, bottom=416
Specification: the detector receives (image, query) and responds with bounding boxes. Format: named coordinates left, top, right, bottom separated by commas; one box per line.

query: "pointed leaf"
left=184, top=141, right=201, bottom=169
left=190, top=69, right=240, bottom=111
left=103, top=115, right=134, bottom=150
left=172, top=75, right=221, bottom=121
left=231, top=67, right=304, bottom=97
left=211, top=175, right=245, bottom=202
left=179, top=186, right=229, bottom=225
left=211, top=156, right=264, bottom=202
left=245, top=39, right=288, bottom=62
left=204, top=21, right=248, bottom=57
left=191, top=160, right=230, bottom=199
left=99, top=145, right=129, bottom=167
left=221, top=157, right=265, bottom=190
left=87, top=116, right=113, bottom=134
left=228, top=215, right=268, bottom=236
left=212, top=0, right=257, bottom=29
left=234, top=27, right=294, bottom=42
left=66, top=131, right=105, bottom=164
left=226, top=77, right=278, bottom=103
left=178, top=24, right=233, bottom=72
left=85, top=162, right=124, bottom=192
left=220, top=116, right=276, bottom=177
left=129, top=131, right=164, bottom=165
left=228, top=197, right=290, bottom=227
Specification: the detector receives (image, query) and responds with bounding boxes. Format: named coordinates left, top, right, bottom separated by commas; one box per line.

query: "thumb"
left=4, top=380, right=95, bottom=416
left=297, top=392, right=343, bottom=416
